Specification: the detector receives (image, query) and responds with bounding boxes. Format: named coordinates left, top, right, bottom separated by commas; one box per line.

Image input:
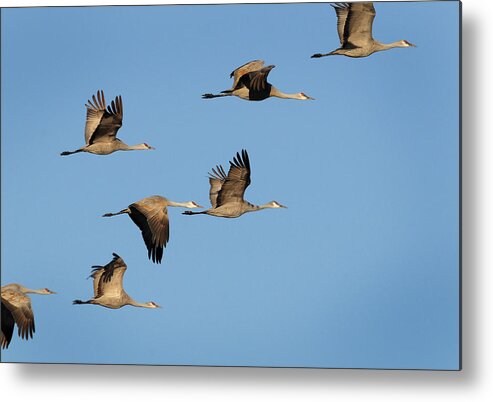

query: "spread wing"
left=90, top=253, right=127, bottom=298
left=215, top=149, right=251, bottom=207
left=208, top=164, right=228, bottom=208
left=1, top=289, right=35, bottom=342
left=332, top=3, right=350, bottom=45
left=84, top=90, right=106, bottom=144
left=230, top=60, right=265, bottom=90
left=85, top=90, right=123, bottom=145
left=342, top=2, right=376, bottom=48
left=89, top=265, right=105, bottom=298
left=236, top=65, right=275, bottom=100
left=1, top=301, right=15, bottom=349
left=128, top=197, right=169, bottom=264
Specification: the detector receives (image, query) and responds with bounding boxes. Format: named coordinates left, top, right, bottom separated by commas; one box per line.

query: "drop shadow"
left=459, top=5, right=479, bottom=387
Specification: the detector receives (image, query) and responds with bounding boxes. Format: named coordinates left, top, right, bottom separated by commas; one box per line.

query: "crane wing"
left=91, top=253, right=127, bottom=298
left=332, top=3, right=350, bottom=45
left=90, top=266, right=105, bottom=298
left=208, top=165, right=228, bottom=208
left=343, top=2, right=376, bottom=48
left=230, top=60, right=265, bottom=90
left=84, top=90, right=106, bottom=144
left=238, top=66, right=275, bottom=100
left=0, top=289, right=35, bottom=341
left=86, top=92, right=123, bottom=145
left=1, top=301, right=15, bottom=349
left=216, top=149, right=251, bottom=207
left=128, top=199, right=169, bottom=264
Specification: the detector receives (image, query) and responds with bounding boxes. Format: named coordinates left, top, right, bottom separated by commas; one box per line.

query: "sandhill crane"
left=202, top=60, right=314, bottom=101
left=183, top=149, right=286, bottom=218
left=311, top=2, right=416, bottom=59
left=1, top=284, right=56, bottom=349
left=73, top=253, right=161, bottom=309
left=103, top=197, right=203, bottom=264
left=60, top=90, right=155, bottom=156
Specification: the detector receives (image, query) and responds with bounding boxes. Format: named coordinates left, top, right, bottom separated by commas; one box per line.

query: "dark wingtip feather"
left=148, top=246, right=163, bottom=264
left=89, top=265, right=104, bottom=279
left=331, top=2, right=350, bottom=9
left=233, top=152, right=241, bottom=167
left=242, top=149, right=250, bottom=170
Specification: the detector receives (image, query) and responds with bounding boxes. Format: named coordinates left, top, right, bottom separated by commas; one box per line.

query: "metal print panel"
left=0, top=1, right=461, bottom=369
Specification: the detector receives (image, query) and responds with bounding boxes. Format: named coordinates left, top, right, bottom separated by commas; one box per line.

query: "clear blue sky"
left=1, top=1, right=459, bottom=369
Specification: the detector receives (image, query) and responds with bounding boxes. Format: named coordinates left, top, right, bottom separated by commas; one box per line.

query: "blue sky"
left=1, top=1, right=459, bottom=369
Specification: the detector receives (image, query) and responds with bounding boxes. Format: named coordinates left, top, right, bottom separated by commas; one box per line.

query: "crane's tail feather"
left=102, top=208, right=130, bottom=217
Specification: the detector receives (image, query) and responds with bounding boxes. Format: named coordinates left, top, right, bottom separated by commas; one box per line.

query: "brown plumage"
left=60, top=90, right=155, bottom=156
left=202, top=60, right=314, bottom=101
left=183, top=149, right=287, bottom=218
left=103, top=196, right=203, bottom=264
left=311, top=2, right=416, bottom=59
left=1, top=284, right=56, bottom=349
left=73, top=253, right=161, bottom=309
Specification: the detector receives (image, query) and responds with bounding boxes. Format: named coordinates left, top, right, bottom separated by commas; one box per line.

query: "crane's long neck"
left=167, top=201, right=193, bottom=208
left=258, top=203, right=276, bottom=210
left=374, top=41, right=404, bottom=52
left=19, top=287, right=47, bottom=294
left=244, top=202, right=273, bottom=213
left=119, top=143, right=149, bottom=151
left=127, top=299, right=152, bottom=308
left=270, top=87, right=304, bottom=100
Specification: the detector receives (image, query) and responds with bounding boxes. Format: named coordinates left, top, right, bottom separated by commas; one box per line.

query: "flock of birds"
left=1, top=2, right=416, bottom=350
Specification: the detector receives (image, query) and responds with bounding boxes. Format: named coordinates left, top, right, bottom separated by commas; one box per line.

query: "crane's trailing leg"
left=102, top=208, right=130, bottom=217
left=60, top=149, right=83, bottom=156
left=182, top=210, right=206, bottom=215
left=311, top=52, right=335, bottom=58
left=72, top=299, right=91, bottom=305
left=202, top=93, right=230, bottom=99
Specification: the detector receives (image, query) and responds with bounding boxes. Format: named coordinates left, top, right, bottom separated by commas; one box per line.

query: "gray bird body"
left=1, top=284, right=56, bottom=349
left=61, top=90, right=154, bottom=156
left=311, top=2, right=416, bottom=59
left=103, top=196, right=202, bottom=263
left=183, top=150, right=287, bottom=219
left=202, top=60, right=313, bottom=101
left=73, top=253, right=160, bottom=309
